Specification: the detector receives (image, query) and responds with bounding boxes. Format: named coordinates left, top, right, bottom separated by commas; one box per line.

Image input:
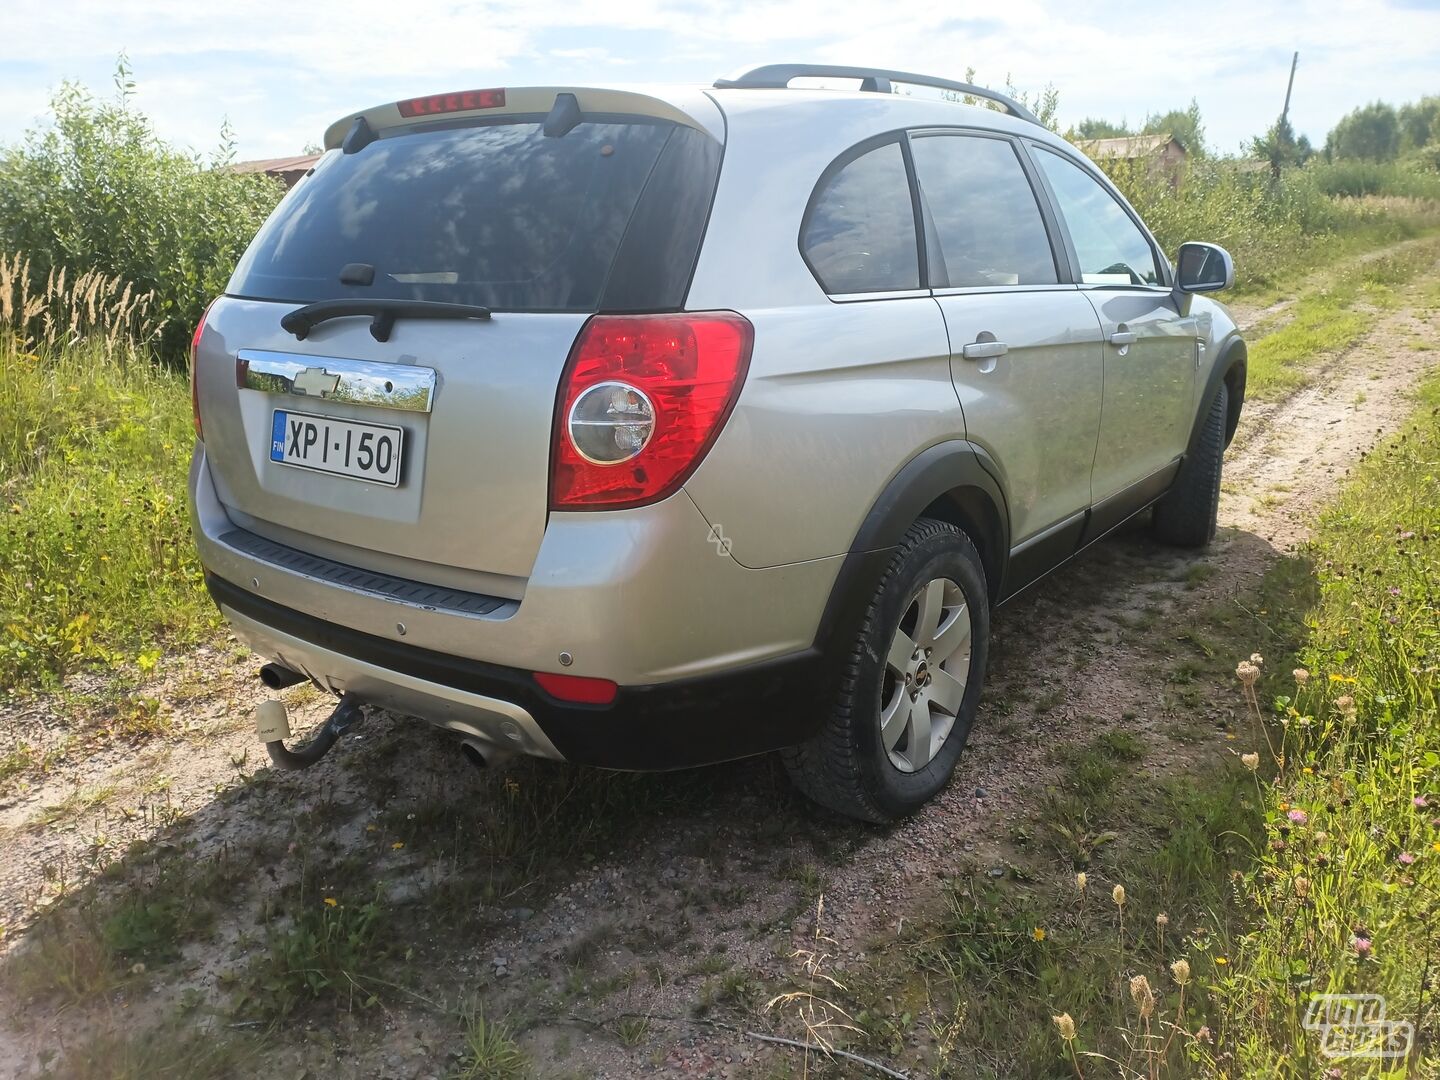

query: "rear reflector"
left=533, top=671, right=618, bottom=705
left=397, top=89, right=506, bottom=118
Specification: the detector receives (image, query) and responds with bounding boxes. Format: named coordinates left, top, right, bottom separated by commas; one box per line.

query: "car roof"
left=322, top=81, right=1076, bottom=158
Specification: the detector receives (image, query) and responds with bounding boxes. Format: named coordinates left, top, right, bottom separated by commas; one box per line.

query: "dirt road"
left=2, top=250, right=1438, bottom=1078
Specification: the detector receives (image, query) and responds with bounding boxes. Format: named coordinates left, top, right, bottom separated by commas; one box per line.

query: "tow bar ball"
left=256, top=693, right=364, bottom=771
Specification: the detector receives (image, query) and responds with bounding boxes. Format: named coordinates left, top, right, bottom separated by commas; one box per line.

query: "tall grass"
left=1102, top=156, right=1440, bottom=294
left=1215, top=375, right=1440, bottom=1074
left=0, top=252, right=214, bottom=690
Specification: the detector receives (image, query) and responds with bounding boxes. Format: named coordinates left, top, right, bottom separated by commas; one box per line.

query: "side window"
left=1033, top=147, right=1162, bottom=286
left=909, top=134, right=1058, bottom=288
left=801, top=141, right=920, bottom=294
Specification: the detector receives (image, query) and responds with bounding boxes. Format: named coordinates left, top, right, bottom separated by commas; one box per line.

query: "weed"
left=452, top=1007, right=529, bottom=1080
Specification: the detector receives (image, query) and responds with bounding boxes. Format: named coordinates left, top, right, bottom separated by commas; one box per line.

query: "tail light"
left=551, top=313, right=753, bottom=510
left=189, top=301, right=214, bottom=441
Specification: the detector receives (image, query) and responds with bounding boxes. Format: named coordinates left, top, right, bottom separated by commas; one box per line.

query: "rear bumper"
left=207, top=572, right=823, bottom=770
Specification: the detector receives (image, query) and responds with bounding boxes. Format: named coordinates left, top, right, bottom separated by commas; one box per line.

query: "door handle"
left=1108, top=330, right=1137, bottom=347
left=961, top=340, right=1009, bottom=360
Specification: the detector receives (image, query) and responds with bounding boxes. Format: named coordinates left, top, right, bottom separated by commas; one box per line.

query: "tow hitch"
left=255, top=692, right=365, bottom=771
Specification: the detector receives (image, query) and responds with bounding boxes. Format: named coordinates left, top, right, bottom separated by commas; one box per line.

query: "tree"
left=1251, top=116, right=1313, bottom=178
left=1075, top=117, right=1131, bottom=139
left=1142, top=100, right=1206, bottom=157
left=1398, top=96, right=1440, bottom=150
left=1327, top=102, right=1402, bottom=161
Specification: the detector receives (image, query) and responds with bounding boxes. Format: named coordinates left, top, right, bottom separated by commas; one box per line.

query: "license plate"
left=270, top=410, right=404, bottom=486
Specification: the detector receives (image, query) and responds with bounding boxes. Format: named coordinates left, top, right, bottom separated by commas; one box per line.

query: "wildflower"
left=1354, top=936, right=1373, bottom=957
left=1288, top=809, right=1309, bottom=826
left=1432, top=842, right=1440, bottom=854
left=1076, top=872, right=1088, bottom=893
left=1241, top=752, right=1260, bottom=771
left=1196, top=1026, right=1213, bottom=1043
left=1295, top=876, right=1311, bottom=898
left=1112, top=884, right=1126, bottom=908
left=1294, top=668, right=1310, bottom=685
left=1156, top=912, right=1169, bottom=929
left=1129, top=974, right=1155, bottom=1019
left=1250, top=653, right=1264, bottom=667
left=1052, top=1013, right=1077, bottom=1042
left=1416, top=796, right=1429, bottom=809
left=365, top=823, right=378, bottom=832
left=1335, top=695, right=1357, bottom=717
left=1032, top=927, right=1046, bottom=942
left=1399, top=852, right=1416, bottom=866
left=1171, top=958, right=1191, bottom=986
left=1236, top=660, right=1260, bottom=687
left=323, top=897, right=338, bottom=907
left=391, top=841, right=405, bottom=850
left=1215, top=956, right=1229, bottom=966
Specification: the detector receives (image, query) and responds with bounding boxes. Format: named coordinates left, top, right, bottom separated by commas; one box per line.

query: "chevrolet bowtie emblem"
left=292, top=366, right=341, bottom=397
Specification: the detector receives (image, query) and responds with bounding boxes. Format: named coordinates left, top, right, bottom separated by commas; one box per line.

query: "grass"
left=783, top=374, right=1440, bottom=1076
left=1213, top=374, right=1440, bottom=1074
left=0, top=254, right=216, bottom=691
left=1245, top=233, right=1440, bottom=399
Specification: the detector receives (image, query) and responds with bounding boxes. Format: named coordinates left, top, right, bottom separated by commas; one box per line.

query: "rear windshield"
left=228, top=117, right=718, bottom=313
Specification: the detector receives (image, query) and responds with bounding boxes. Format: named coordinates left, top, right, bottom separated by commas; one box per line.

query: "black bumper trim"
left=205, top=573, right=828, bottom=771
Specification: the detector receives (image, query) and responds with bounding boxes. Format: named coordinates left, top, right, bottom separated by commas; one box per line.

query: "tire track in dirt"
left=1, top=263, right=1437, bottom=1078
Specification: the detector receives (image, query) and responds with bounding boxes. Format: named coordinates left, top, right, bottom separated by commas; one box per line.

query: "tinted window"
left=1033, top=148, right=1161, bottom=286
left=910, top=135, right=1057, bottom=287
left=228, top=119, right=697, bottom=312
left=802, top=142, right=919, bottom=294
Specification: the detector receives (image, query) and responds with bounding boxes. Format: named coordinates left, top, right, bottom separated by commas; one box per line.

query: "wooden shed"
left=228, top=153, right=323, bottom=190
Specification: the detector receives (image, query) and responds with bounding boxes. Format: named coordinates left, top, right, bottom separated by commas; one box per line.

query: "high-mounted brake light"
left=189, top=301, right=214, bottom=441
left=550, top=313, right=753, bottom=511
left=397, top=88, right=506, bottom=118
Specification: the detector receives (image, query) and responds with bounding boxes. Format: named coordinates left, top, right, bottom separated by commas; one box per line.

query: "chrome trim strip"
left=237, top=349, right=436, bottom=413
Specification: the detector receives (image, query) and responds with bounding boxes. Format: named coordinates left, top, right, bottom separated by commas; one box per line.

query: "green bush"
left=0, top=59, right=282, bottom=360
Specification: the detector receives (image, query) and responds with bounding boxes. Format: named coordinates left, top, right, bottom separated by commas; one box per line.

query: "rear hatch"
left=195, top=89, right=722, bottom=589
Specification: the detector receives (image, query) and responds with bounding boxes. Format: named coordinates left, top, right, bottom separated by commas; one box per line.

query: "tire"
left=782, top=518, right=989, bottom=823
left=1152, top=383, right=1228, bottom=548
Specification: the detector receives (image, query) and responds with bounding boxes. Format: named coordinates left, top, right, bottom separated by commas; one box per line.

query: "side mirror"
left=1175, top=242, right=1234, bottom=293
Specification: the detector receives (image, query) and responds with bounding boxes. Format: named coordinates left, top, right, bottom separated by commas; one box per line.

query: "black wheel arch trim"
left=809, top=440, right=1010, bottom=688
left=1193, top=334, right=1246, bottom=450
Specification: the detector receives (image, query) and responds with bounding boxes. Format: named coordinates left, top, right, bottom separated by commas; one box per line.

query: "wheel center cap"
left=912, top=660, right=931, bottom=693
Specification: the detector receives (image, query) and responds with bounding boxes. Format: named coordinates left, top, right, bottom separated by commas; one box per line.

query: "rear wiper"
left=280, top=298, right=493, bottom=342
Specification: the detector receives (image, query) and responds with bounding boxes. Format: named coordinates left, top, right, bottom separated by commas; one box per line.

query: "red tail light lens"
left=397, top=89, right=506, bottom=118
left=189, top=301, right=213, bottom=441
left=534, top=671, right=618, bottom=705
left=551, top=313, right=753, bottom=510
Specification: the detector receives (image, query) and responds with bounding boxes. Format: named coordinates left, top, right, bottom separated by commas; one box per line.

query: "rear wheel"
left=1153, top=383, right=1228, bottom=547
left=782, top=518, right=989, bottom=823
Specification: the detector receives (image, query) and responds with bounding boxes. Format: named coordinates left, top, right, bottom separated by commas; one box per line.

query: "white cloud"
left=0, top=0, right=1436, bottom=156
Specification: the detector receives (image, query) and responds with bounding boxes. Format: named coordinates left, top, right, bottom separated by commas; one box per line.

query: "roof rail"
left=712, top=64, right=1041, bottom=125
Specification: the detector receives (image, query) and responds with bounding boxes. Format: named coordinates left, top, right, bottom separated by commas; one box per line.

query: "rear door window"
left=228, top=119, right=715, bottom=312
left=909, top=134, right=1059, bottom=288
left=801, top=141, right=920, bottom=294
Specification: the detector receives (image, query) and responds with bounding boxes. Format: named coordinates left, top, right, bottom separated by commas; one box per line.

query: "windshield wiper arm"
left=280, top=298, right=493, bottom=342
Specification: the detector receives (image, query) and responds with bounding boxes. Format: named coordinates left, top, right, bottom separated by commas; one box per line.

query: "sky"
left=1, top=0, right=1438, bottom=160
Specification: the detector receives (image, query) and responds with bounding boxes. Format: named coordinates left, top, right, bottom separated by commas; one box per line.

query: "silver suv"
left=189, top=65, right=1245, bottom=822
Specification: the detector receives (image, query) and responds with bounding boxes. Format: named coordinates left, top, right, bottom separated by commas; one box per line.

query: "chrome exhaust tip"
left=458, top=735, right=515, bottom=770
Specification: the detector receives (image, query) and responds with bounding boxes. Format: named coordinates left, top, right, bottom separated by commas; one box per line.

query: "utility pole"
left=1271, top=51, right=1299, bottom=180
left=1280, top=51, right=1299, bottom=126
